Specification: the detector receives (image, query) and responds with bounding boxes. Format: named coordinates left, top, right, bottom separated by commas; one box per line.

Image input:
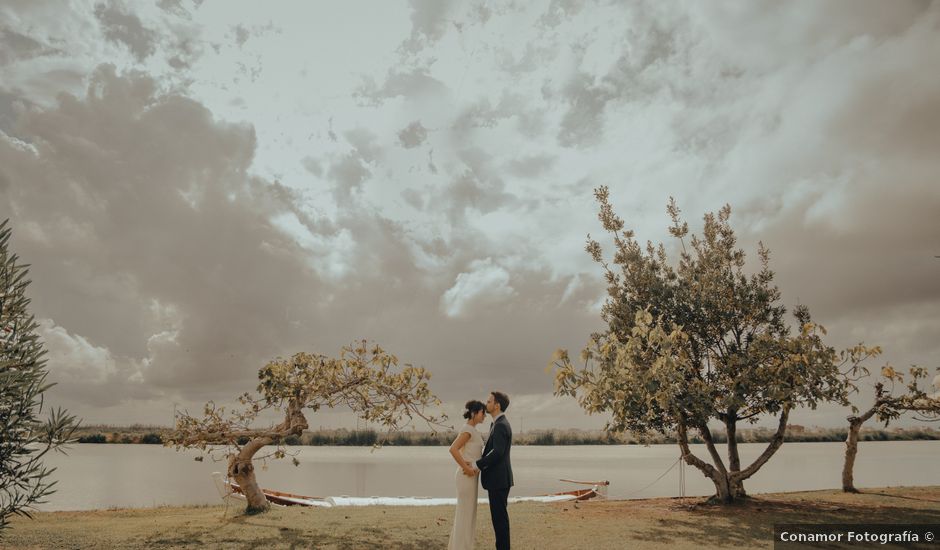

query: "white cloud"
left=37, top=318, right=151, bottom=405
left=39, top=318, right=121, bottom=382
left=441, top=258, right=516, bottom=318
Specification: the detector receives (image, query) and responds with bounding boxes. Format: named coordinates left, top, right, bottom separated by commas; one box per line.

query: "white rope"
left=605, top=456, right=684, bottom=500
left=679, top=454, right=686, bottom=497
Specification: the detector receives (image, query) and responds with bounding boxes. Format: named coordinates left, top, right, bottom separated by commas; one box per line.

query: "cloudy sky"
left=1, top=0, right=938, bottom=431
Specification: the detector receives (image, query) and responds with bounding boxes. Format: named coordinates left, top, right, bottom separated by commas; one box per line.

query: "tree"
left=553, top=188, right=871, bottom=503
left=169, top=341, right=445, bottom=513
left=0, top=220, right=79, bottom=531
left=841, top=364, right=940, bottom=492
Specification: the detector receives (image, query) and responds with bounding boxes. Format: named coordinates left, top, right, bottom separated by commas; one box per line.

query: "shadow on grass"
left=862, top=491, right=940, bottom=504
left=628, top=497, right=940, bottom=549
left=153, top=513, right=448, bottom=550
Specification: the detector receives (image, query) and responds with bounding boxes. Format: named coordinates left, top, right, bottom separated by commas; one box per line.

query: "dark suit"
left=476, top=414, right=513, bottom=550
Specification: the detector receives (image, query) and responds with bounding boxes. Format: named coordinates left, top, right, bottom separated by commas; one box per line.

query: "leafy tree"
left=1, top=220, right=79, bottom=531
left=841, top=363, right=940, bottom=492
left=553, top=188, right=871, bottom=503
left=169, top=341, right=444, bottom=513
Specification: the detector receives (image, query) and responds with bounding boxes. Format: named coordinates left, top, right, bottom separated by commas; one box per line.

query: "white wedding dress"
left=448, top=423, right=484, bottom=550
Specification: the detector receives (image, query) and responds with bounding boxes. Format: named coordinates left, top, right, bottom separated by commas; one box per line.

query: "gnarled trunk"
left=228, top=437, right=273, bottom=513
left=226, top=398, right=310, bottom=514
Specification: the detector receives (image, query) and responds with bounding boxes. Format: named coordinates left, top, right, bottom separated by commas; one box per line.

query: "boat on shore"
left=220, top=477, right=333, bottom=507
left=212, top=473, right=607, bottom=508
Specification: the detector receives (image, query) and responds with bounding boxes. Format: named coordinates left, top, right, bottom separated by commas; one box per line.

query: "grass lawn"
left=2, top=486, right=939, bottom=549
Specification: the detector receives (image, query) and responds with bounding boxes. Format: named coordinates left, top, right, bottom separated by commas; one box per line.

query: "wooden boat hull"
left=214, top=473, right=603, bottom=508
left=226, top=479, right=332, bottom=507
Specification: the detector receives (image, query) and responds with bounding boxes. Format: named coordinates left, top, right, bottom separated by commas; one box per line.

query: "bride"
left=447, top=400, right=486, bottom=550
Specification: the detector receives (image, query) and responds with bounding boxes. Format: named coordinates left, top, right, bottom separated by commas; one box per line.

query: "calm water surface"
left=37, top=441, right=940, bottom=510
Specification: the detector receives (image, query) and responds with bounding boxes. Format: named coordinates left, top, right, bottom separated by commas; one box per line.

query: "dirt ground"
left=3, top=485, right=939, bottom=549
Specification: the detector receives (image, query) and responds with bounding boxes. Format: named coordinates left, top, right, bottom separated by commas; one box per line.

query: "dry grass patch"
left=3, top=486, right=938, bottom=549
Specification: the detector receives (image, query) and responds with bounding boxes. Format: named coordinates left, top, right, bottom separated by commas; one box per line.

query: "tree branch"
left=732, top=405, right=789, bottom=482
left=676, top=421, right=718, bottom=480
left=698, top=423, right=728, bottom=476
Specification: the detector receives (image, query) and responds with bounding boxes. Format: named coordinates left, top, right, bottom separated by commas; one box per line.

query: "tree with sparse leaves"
left=169, top=342, right=445, bottom=513
left=553, top=188, right=874, bottom=503
left=841, top=362, right=940, bottom=492
left=1, top=220, right=79, bottom=532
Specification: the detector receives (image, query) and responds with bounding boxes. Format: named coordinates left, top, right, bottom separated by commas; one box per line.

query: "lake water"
left=36, top=441, right=940, bottom=511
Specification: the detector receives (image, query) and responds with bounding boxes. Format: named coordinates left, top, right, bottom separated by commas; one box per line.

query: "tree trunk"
left=228, top=436, right=273, bottom=513
left=676, top=421, right=735, bottom=503
left=725, top=413, right=746, bottom=499
left=226, top=398, right=310, bottom=514
left=842, top=406, right=877, bottom=493
left=842, top=419, right=862, bottom=493
left=698, top=423, right=739, bottom=502
left=712, top=473, right=733, bottom=503
left=728, top=406, right=790, bottom=496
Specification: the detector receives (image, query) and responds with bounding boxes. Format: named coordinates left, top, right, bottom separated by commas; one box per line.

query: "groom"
left=473, top=391, right=513, bottom=550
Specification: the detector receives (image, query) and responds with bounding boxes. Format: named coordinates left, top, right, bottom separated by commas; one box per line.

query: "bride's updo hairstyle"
left=463, top=400, right=486, bottom=420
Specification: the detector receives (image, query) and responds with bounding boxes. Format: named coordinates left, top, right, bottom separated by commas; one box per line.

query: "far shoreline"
left=72, top=425, right=940, bottom=446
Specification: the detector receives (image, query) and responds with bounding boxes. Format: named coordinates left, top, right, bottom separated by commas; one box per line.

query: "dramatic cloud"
left=1, top=0, right=938, bottom=430
left=0, top=66, right=336, bottom=408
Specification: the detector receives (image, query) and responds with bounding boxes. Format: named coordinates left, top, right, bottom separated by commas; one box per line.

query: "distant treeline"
left=629, top=427, right=940, bottom=445
left=73, top=424, right=940, bottom=446
left=75, top=424, right=168, bottom=444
